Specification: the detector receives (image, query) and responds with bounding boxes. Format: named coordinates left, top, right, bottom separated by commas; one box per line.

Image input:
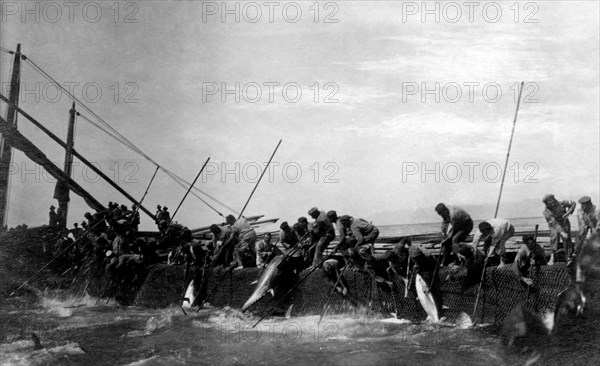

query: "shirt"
left=543, top=200, right=576, bottom=233
left=515, top=243, right=547, bottom=277
left=577, top=205, right=599, bottom=234
left=441, top=206, right=471, bottom=234
left=472, top=218, right=512, bottom=247
left=350, top=218, right=377, bottom=245
left=312, top=211, right=335, bottom=239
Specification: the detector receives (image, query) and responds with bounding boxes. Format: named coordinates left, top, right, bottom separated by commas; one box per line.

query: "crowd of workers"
left=45, top=193, right=600, bottom=299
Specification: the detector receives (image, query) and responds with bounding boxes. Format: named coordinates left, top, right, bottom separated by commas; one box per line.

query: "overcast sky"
left=1, top=1, right=598, bottom=230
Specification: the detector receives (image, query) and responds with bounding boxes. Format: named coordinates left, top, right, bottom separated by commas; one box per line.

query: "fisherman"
left=512, top=234, right=547, bottom=286
left=543, top=194, right=576, bottom=264
left=322, top=254, right=349, bottom=295
left=576, top=196, right=599, bottom=248
left=155, top=205, right=162, bottom=222
left=81, top=221, right=88, bottom=231
left=339, top=215, right=380, bottom=261
left=472, top=218, right=515, bottom=268
left=49, top=205, right=57, bottom=227
left=278, top=221, right=298, bottom=249
left=256, top=233, right=282, bottom=267
left=159, top=207, right=171, bottom=223
left=307, top=207, right=336, bottom=268
left=224, top=214, right=257, bottom=269
left=327, top=210, right=347, bottom=247
left=409, top=244, right=437, bottom=276
left=128, top=204, right=141, bottom=231
left=209, top=224, right=232, bottom=266
left=71, top=222, right=84, bottom=240
left=296, top=217, right=309, bottom=238
left=435, top=203, right=473, bottom=266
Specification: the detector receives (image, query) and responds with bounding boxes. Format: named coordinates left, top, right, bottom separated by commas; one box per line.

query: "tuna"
left=241, top=254, right=295, bottom=312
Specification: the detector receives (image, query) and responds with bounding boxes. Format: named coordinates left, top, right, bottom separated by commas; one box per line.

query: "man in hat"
left=472, top=218, right=515, bottom=268
left=435, top=203, right=474, bottom=266
left=339, top=215, right=380, bottom=259
left=307, top=207, right=336, bottom=267
left=49, top=205, right=57, bottom=227
left=576, top=196, right=599, bottom=247
left=543, top=194, right=576, bottom=263
left=513, top=234, right=547, bottom=286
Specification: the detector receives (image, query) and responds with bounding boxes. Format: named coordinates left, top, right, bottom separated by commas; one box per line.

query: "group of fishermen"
left=49, top=201, right=161, bottom=295
left=198, top=194, right=599, bottom=299
left=45, top=191, right=599, bottom=303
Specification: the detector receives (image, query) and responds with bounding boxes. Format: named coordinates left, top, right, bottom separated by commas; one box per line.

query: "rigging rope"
left=17, top=55, right=241, bottom=216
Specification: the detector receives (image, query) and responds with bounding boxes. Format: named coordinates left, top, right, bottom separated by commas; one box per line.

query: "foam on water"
left=0, top=340, right=85, bottom=366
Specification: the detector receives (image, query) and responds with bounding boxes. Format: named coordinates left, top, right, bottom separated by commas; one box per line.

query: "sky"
left=1, top=0, right=599, bottom=230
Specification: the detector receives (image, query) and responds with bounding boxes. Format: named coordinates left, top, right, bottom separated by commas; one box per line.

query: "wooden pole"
left=494, top=81, right=525, bottom=218
left=170, top=157, right=211, bottom=223
left=238, top=139, right=282, bottom=219
left=0, top=43, right=21, bottom=228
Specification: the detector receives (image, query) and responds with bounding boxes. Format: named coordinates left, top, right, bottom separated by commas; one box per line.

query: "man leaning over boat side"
left=542, top=194, right=576, bottom=264
left=512, top=234, right=547, bottom=286
left=576, top=196, right=600, bottom=251
left=307, top=207, right=336, bottom=268
left=339, top=215, right=380, bottom=263
left=435, top=203, right=474, bottom=267
left=209, top=224, right=232, bottom=266
left=472, top=218, right=515, bottom=268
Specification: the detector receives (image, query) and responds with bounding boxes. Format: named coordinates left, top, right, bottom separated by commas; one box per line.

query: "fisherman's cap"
left=280, top=221, right=289, bottom=229
left=163, top=206, right=168, bottom=210
left=542, top=194, right=555, bottom=204
left=209, top=224, right=220, bottom=233
left=308, top=207, right=319, bottom=216
left=326, top=210, right=338, bottom=220
left=522, top=234, right=535, bottom=242
left=434, top=203, right=446, bottom=212
left=157, top=205, right=161, bottom=208
left=339, top=215, right=352, bottom=224
left=50, top=205, right=55, bottom=209
left=579, top=196, right=592, bottom=204
left=298, top=217, right=308, bottom=224
left=225, top=214, right=236, bottom=223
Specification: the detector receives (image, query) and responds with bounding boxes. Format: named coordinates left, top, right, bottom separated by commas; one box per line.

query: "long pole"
left=494, top=81, right=525, bottom=218
left=170, top=157, right=211, bottom=223
left=238, top=139, right=282, bottom=219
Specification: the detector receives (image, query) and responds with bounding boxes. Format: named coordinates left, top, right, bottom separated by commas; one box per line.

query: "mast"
left=0, top=43, right=21, bottom=228
left=54, top=102, right=77, bottom=227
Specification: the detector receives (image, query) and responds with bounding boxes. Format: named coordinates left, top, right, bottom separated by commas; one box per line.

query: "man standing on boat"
left=307, top=207, right=336, bottom=268
left=49, top=205, right=57, bottom=227
left=577, top=196, right=599, bottom=248
left=435, top=203, right=474, bottom=266
left=225, top=214, right=257, bottom=269
left=543, top=194, right=576, bottom=264
left=472, top=218, right=515, bottom=268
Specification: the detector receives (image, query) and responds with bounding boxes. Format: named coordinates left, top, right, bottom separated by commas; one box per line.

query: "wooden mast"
left=0, top=44, right=21, bottom=229
left=55, top=102, right=77, bottom=227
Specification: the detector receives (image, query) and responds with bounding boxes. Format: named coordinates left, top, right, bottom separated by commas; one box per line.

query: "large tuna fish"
left=415, top=273, right=439, bottom=323
left=241, top=254, right=295, bottom=312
